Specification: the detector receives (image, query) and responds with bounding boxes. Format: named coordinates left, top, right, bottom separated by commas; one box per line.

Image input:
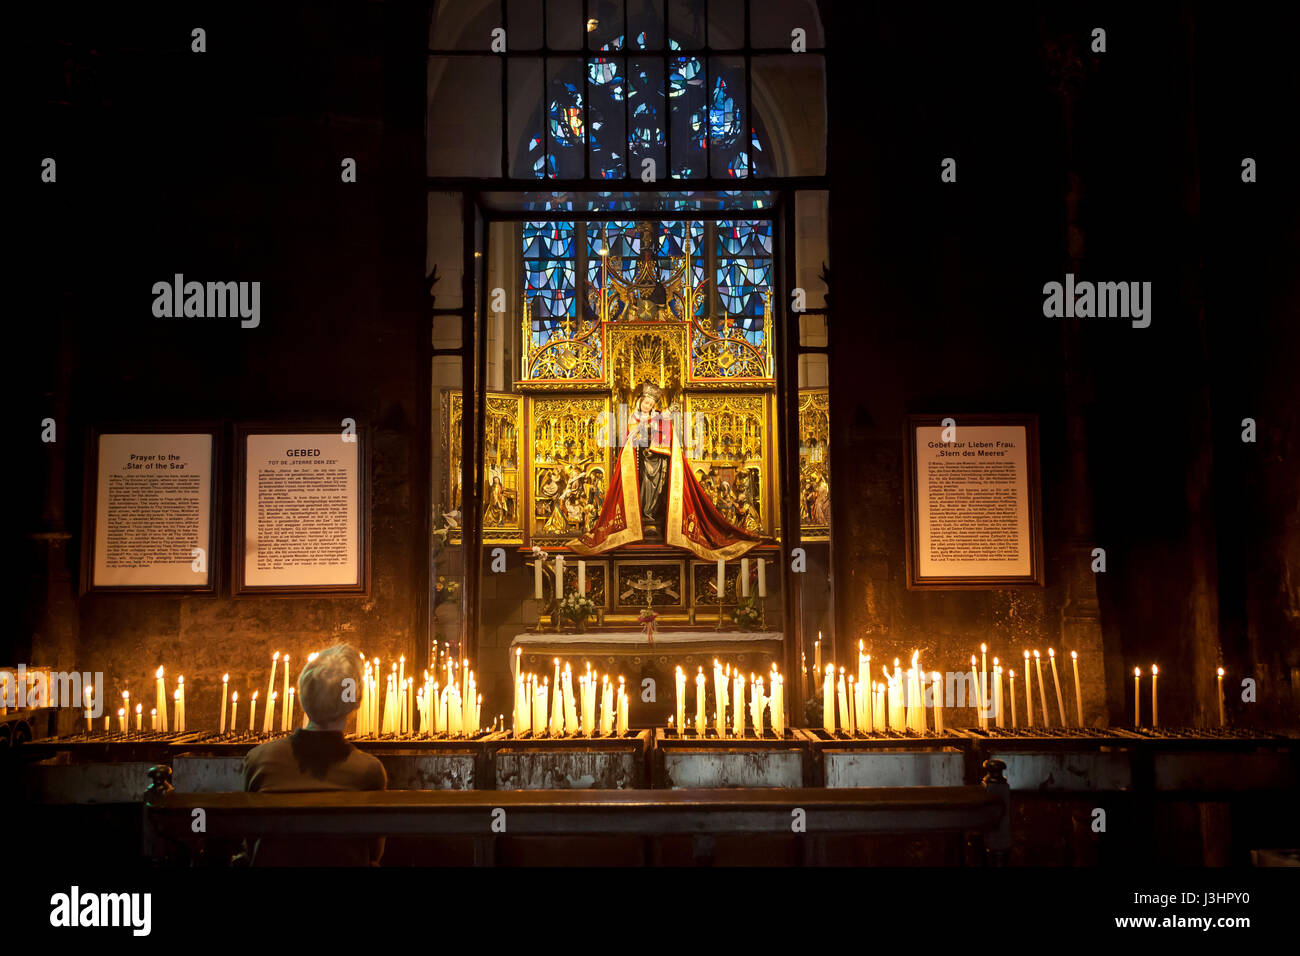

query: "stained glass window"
left=523, top=221, right=577, bottom=346
left=715, top=219, right=772, bottom=344
left=528, top=36, right=766, bottom=180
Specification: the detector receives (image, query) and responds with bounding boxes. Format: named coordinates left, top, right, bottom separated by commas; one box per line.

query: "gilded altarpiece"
left=442, top=392, right=524, bottom=544
left=798, top=389, right=831, bottom=540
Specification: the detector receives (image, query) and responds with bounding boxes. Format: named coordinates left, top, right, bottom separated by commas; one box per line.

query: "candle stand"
left=492, top=728, right=652, bottom=790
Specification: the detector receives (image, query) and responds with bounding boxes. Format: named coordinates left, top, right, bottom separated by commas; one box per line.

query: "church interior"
left=14, top=0, right=1300, bottom=911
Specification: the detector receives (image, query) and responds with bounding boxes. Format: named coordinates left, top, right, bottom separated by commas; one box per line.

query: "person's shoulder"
left=352, top=748, right=387, bottom=789
left=244, top=736, right=292, bottom=765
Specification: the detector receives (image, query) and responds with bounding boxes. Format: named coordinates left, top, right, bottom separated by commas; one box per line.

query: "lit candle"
left=823, top=665, right=834, bottom=735
left=83, top=686, right=92, bottom=732
left=118, top=707, right=126, bottom=734
left=716, top=559, right=725, bottom=600
left=695, top=667, right=706, bottom=736
left=135, top=702, right=142, bottom=732
left=155, top=666, right=168, bottom=733
left=1023, top=651, right=1033, bottom=727
left=173, top=687, right=181, bottom=734
left=549, top=660, right=563, bottom=735
left=1033, top=650, right=1050, bottom=727
left=268, top=691, right=278, bottom=733
left=578, top=560, right=587, bottom=596
left=249, top=691, right=259, bottom=733
left=231, top=692, right=239, bottom=732
left=815, top=634, right=822, bottom=674
left=993, top=660, right=1003, bottom=728
left=1151, top=665, right=1158, bottom=728
left=617, top=676, right=628, bottom=736
left=562, top=662, right=577, bottom=733
left=266, top=652, right=279, bottom=724
left=1071, top=651, right=1083, bottom=727
left=1048, top=649, right=1066, bottom=727
left=1217, top=667, right=1225, bottom=727
left=122, top=690, right=130, bottom=731
left=150, top=708, right=157, bottom=732
left=740, top=558, right=750, bottom=598
left=675, top=667, right=686, bottom=737
left=534, top=677, right=547, bottom=735
left=837, top=668, right=847, bottom=736
left=555, top=555, right=564, bottom=599
left=979, top=644, right=988, bottom=730
left=1009, top=670, right=1017, bottom=727
left=176, top=676, right=185, bottom=733
left=757, top=558, right=766, bottom=598
left=1133, top=667, right=1141, bottom=727
left=220, top=674, right=229, bottom=735
left=288, top=686, right=296, bottom=730
left=932, top=671, right=944, bottom=733
left=282, top=656, right=291, bottom=730
left=972, top=656, right=982, bottom=730
left=753, top=675, right=766, bottom=737
left=734, top=670, right=745, bottom=737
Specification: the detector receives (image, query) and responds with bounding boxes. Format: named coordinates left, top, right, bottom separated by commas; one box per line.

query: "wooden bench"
left=141, top=761, right=1011, bottom=865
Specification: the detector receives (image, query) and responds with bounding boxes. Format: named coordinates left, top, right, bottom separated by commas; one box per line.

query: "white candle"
left=1009, top=670, right=1017, bottom=727
left=1034, top=650, right=1049, bottom=727
left=971, top=656, right=982, bottom=730
left=1071, top=651, right=1083, bottom=727
left=823, top=665, right=834, bottom=734
left=282, top=656, right=291, bottom=730
left=675, top=667, right=686, bottom=737
left=1217, top=667, right=1225, bottom=727
left=979, top=644, right=987, bottom=730
left=993, top=661, right=1003, bottom=728
left=231, top=692, right=239, bottom=733
left=555, top=555, right=565, bottom=599
left=1023, top=651, right=1033, bottom=727
left=155, top=666, right=168, bottom=733
left=117, top=707, right=125, bottom=734
left=220, top=674, right=229, bottom=735
left=695, top=667, right=706, bottom=736
left=617, top=677, right=628, bottom=736
left=534, top=559, right=543, bottom=600
left=1151, top=665, right=1158, bottom=728
left=288, top=686, right=296, bottom=730
left=932, top=671, right=944, bottom=733
left=173, top=687, right=182, bottom=734
left=757, top=558, right=766, bottom=597
left=716, top=560, right=725, bottom=600
left=177, top=676, right=185, bottom=733
left=578, top=560, right=587, bottom=596
left=83, top=687, right=92, bottom=731
left=734, top=671, right=745, bottom=737
left=268, top=691, right=278, bottom=733
left=150, top=708, right=157, bottom=732
left=1133, top=667, right=1141, bottom=727
left=266, top=652, right=279, bottom=724
left=1049, top=649, right=1066, bottom=727
left=837, top=668, right=848, bottom=736
left=740, top=559, right=750, bottom=598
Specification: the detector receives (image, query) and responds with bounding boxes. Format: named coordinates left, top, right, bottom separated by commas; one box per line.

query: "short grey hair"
left=298, top=644, right=363, bottom=725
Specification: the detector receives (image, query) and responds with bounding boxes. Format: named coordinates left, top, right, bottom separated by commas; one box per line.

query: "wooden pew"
left=141, top=761, right=1011, bottom=865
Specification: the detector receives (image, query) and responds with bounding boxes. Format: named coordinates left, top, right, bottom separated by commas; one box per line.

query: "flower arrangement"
left=559, top=591, right=597, bottom=623
left=434, top=576, right=461, bottom=607
left=732, top=597, right=762, bottom=631
left=638, top=607, right=660, bottom=645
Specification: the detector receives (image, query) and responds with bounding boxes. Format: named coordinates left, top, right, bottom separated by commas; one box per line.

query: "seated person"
left=241, top=644, right=387, bottom=866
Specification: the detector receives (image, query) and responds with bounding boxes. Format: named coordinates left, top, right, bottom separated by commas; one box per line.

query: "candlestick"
left=993, top=661, right=1003, bottom=728
left=1217, top=667, right=1225, bottom=727
left=1048, top=649, right=1066, bottom=727
left=1133, top=667, right=1141, bottom=727
left=1023, top=651, right=1033, bottom=727
left=220, top=674, right=229, bottom=735
left=979, top=644, right=988, bottom=730
left=1071, top=651, right=1083, bottom=727
left=155, top=666, right=168, bottom=733
left=231, top=692, right=239, bottom=732
left=282, top=656, right=290, bottom=730
left=1033, top=650, right=1050, bottom=727
left=695, top=667, right=706, bottom=736
left=1151, top=665, right=1158, bottom=728
left=675, top=667, right=686, bottom=737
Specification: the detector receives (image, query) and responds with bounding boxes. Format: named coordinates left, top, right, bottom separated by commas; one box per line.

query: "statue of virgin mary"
left=567, top=384, right=762, bottom=561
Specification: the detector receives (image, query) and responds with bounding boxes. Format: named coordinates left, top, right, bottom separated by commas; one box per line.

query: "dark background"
left=18, top=1, right=1299, bottom=729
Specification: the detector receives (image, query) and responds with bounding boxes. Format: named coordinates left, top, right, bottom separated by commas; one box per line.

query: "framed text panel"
left=235, top=425, right=370, bottom=595
left=905, top=414, right=1044, bottom=589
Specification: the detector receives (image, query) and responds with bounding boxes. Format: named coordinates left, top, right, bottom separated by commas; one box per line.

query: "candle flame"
left=1217, top=667, right=1225, bottom=676
left=980, top=643, right=986, bottom=653
left=1049, top=648, right=1055, bottom=657
left=1134, top=667, right=1141, bottom=677
left=232, top=692, right=238, bottom=701
left=222, top=673, right=229, bottom=682
left=1071, top=650, right=1078, bottom=660
left=1024, top=650, right=1030, bottom=658
left=273, top=651, right=280, bottom=660
left=911, top=650, right=919, bottom=668
left=1151, top=665, right=1158, bottom=676
left=1033, top=649, right=1040, bottom=659
left=156, top=666, right=164, bottom=679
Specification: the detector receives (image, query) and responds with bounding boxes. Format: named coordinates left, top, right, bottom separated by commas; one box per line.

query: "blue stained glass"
left=708, top=77, right=742, bottom=148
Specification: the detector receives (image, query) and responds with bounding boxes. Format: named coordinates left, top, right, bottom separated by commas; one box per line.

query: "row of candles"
left=534, top=556, right=768, bottom=600
left=354, top=653, right=483, bottom=737
left=511, top=651, right=629, bottom=736
left=80, top=667, right=190, bottom=735
left=670, top=661, right=786, bottom=738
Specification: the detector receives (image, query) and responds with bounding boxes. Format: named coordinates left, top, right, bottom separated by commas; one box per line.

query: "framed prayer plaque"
left=235, top=424, right=370, bottom=595
left=904, top=414, right=1044, bottom=589
left=84, top=428, right=218, bottom=592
